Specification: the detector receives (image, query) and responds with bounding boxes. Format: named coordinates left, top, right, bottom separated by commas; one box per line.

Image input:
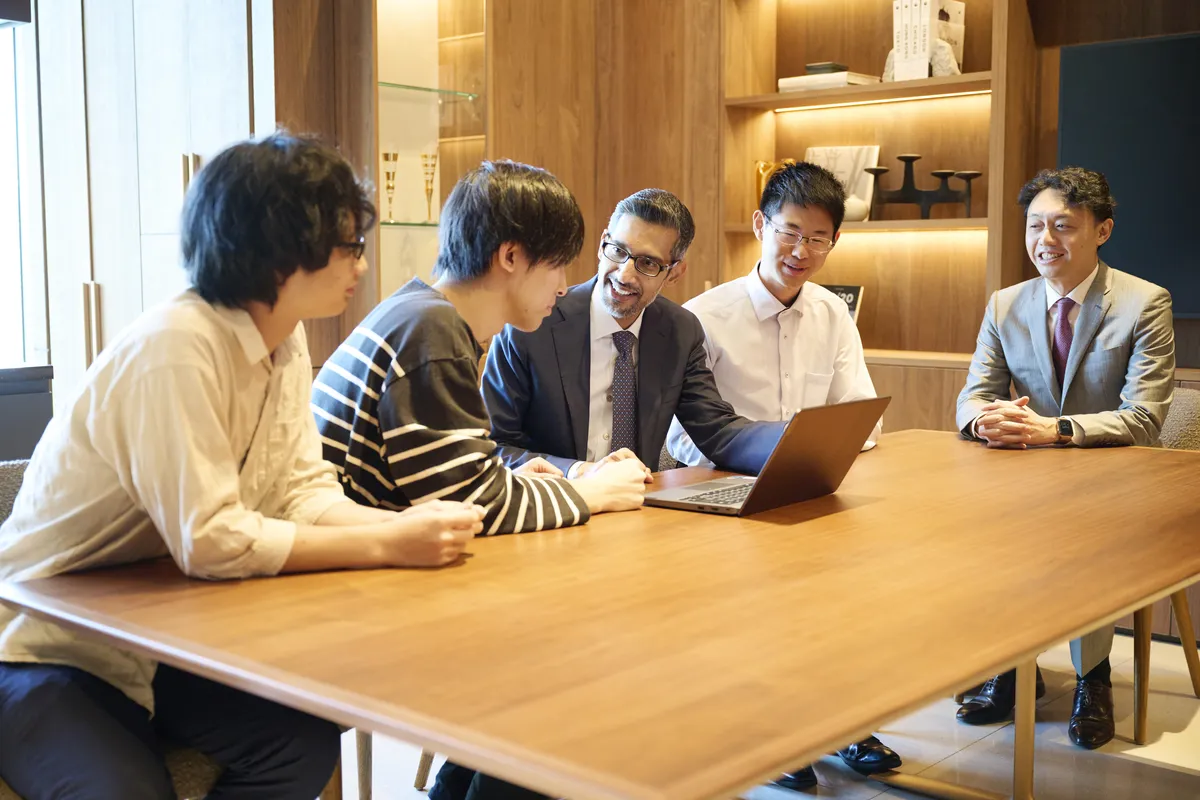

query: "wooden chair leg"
left=320, top=755, right=343, bottom=800
left=356, top=730, right=372, bottom=800
left=415, top=750, right=435, bottom=791
left=1169, top=590, right=1200, bottom=698
left=1134, top=605, right=1153, bottom=746
left=952, top=692, right=966, bottom=704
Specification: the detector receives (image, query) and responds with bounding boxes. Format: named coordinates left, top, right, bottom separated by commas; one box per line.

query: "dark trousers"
left=0, top=662, right=341, bottom=800
left=429, top=761, right=551, bottom=800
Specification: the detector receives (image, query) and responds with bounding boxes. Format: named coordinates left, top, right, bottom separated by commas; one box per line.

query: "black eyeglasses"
left=600, top=240, right=676, bottom=278
left=339, top=235, right=366, bottom=260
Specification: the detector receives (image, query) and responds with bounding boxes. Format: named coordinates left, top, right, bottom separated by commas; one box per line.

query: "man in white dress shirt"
left=666, top=162, right=897, bottom=791
left=954, top=167, right=1174, bottom=750
left=667, top=162, right=881, bottom=470
left=0, top=133, right=485, bottom=800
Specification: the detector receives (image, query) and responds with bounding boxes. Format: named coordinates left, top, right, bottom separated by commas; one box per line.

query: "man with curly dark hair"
left=0, top=132, right=486, bottom=799
left=955, top=166, right=1176, bottom=749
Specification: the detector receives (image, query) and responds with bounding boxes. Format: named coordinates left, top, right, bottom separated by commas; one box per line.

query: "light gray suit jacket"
left=956, top=261, right=1175, bottom=447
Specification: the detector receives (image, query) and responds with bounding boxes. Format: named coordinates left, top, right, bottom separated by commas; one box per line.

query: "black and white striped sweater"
left=311, top=279, right=590, bottom=534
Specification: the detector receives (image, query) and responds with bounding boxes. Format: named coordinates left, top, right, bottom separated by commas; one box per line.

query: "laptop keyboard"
left=680, top=483, right=753, bottom=507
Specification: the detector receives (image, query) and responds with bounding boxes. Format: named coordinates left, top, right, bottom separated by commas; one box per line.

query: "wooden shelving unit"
left=719, top=0, right=1043, bottom=432
left=724, top=72, right=992, bottom=112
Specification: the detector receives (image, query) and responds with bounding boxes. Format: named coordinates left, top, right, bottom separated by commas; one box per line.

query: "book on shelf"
left=777, top=72, right=881, bottom=92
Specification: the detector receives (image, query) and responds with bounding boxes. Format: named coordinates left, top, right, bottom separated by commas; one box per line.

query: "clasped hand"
left=974, top=396, right=1059, bottom=449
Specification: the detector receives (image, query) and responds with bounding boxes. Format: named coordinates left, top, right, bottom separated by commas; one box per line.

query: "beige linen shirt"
left=0, top=291, right=347, bottom=711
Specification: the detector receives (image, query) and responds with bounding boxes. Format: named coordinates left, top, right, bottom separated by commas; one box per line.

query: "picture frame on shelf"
left=818, top=284, right=865, bottom=324
left=804, top=146, right=881, bottom=221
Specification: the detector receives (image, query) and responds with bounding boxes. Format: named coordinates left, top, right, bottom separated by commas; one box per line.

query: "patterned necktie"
left=1052, top=297, right=1076, bottom=388
left=609, top=330, right=637, bottom=454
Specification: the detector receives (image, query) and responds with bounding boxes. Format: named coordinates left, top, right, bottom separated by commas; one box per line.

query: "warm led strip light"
left=774, top=89, right=991, bottom=113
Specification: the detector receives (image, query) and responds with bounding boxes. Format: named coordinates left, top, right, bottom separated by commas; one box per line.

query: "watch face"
left=1058, top=418, right=1073, bottom=437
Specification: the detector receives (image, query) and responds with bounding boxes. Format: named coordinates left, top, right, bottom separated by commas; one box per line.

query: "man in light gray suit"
left=954, top=167, right=1175, bottom=750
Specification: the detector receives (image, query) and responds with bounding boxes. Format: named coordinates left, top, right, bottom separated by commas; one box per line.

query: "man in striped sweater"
left=313, top=162, right=647, bottom=800
left=312, top=159, right=647, bottom=536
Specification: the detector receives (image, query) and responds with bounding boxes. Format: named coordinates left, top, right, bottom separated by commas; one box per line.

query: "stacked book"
left=778, top=63, right=880, bottom=92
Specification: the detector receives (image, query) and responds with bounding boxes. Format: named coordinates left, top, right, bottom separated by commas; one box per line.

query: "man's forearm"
left=315, top=499, right=402, bottom=525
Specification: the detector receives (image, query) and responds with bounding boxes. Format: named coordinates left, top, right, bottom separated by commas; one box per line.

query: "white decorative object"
left=804, top=146, right=881, bottom=221
left=939, top=0, right=966, bottom=67
left=844, top=195, right=870, bottom=222
left=883, top=38, right=961, bottom=81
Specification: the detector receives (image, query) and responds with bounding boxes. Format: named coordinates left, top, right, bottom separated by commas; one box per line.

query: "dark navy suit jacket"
left=481, top=278, right=785, bottom=474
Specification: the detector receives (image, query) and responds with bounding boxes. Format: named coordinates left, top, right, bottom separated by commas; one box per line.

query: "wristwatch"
left=1056, top=417, right=1074, bottom=445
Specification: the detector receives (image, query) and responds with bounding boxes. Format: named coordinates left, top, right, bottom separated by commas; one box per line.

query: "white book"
left=895, top=0, right=928, bottom=80
left=778, top=72, right=881, bottom=91
left=919, top=0, right=934, bottom=62
left=893, top=0, right=902, bottom=57
left=901, top=0, right=913, bottom=61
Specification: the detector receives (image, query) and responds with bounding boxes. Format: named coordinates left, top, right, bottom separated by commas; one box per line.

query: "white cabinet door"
left=187, top=0, right=251, bottom=167
left=133, top=0, right=189, bottom=236
left=84, top=0, right=145, bottom=349
left=140, top=234, right=190, bottom=313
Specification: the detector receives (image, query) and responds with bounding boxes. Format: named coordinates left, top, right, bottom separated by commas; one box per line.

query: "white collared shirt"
left=0, top=291, right=347, bottom=711
left=582, top=279, right=647, bottom=465
left=667, top=264, right=881, bottom=467
left=1044, top=262, right=1099, bottom=335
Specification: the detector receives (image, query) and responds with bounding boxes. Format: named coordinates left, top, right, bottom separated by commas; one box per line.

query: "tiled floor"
left=337, top=635, right=1200, bottom=799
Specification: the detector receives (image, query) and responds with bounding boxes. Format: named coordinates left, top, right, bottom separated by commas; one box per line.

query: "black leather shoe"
left=836, top=735, right=902, bottom=774
left=956, top=666, right=1046, bottom=725
left=771, top=766, right=818, bottom=791
left=1068, top=677, right=1115, bottom=749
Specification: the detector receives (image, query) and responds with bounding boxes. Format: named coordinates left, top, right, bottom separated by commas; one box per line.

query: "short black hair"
left=182, top=131, right=375, bottom=309
left=1018, top=166, right=1116, bottom=222
left=436, top=160, right=585, bottom=282
left=607, top=188, right=695, bottom=262
left=760, top=161, right=847, bottom=233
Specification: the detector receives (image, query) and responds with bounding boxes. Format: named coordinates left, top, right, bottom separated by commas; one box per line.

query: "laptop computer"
left=644, top=396, right=891, bottom=517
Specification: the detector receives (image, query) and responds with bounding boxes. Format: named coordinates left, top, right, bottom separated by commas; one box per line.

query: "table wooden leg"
left=356, top=730, right=372, bottom=800
left=1169, top=591, right=1200, bottom=698
left=1011, top=659, right=1037, bottom=800
left=415, top=750, right=435, bottom=790
left=1134, top=605, right=1153, bottom=746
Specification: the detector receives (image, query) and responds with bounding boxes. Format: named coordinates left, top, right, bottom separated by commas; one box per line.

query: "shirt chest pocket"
left=802, top=371, right=835, bottom=409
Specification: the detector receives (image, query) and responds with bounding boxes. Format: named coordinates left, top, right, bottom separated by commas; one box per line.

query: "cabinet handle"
left=91, top=282, right=103, bottom=360
left=82, top=282, right=94, bottom=368
left=182, top=153, right=193, bottom=195
left=191, top=152, right=202, bottom=176
left=81, top=281, right=103, bottom=368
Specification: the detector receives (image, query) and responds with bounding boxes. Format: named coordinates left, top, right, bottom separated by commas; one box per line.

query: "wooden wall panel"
left=722, top=108, right=775, bottom=226
left=333, top=0, right=380, bottom=349
left=438, top=0, right=485, bottom=39
left=985, top=0, right=1040, bottom=295
left=774, top=93, right=993, bottom=221
left=866, top=364, right=969, bottom=432
left=274, top=0, right=377, bottom=366
left=488, top=0, right=598, bottom=287
left=819, top=231, right=987, bottom=353
left=596, top=0, right=722, bottom=305
left=723, top=230, right=988, bottom=353
left=776, top=0, right=994, bottom=79
left=723, top=0, right=776, bottom=97
left=1029, top=0, right=1200, bottom=48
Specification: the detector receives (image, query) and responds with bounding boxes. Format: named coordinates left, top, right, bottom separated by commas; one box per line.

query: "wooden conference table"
left=2, top=430, right=1199, bottom=800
